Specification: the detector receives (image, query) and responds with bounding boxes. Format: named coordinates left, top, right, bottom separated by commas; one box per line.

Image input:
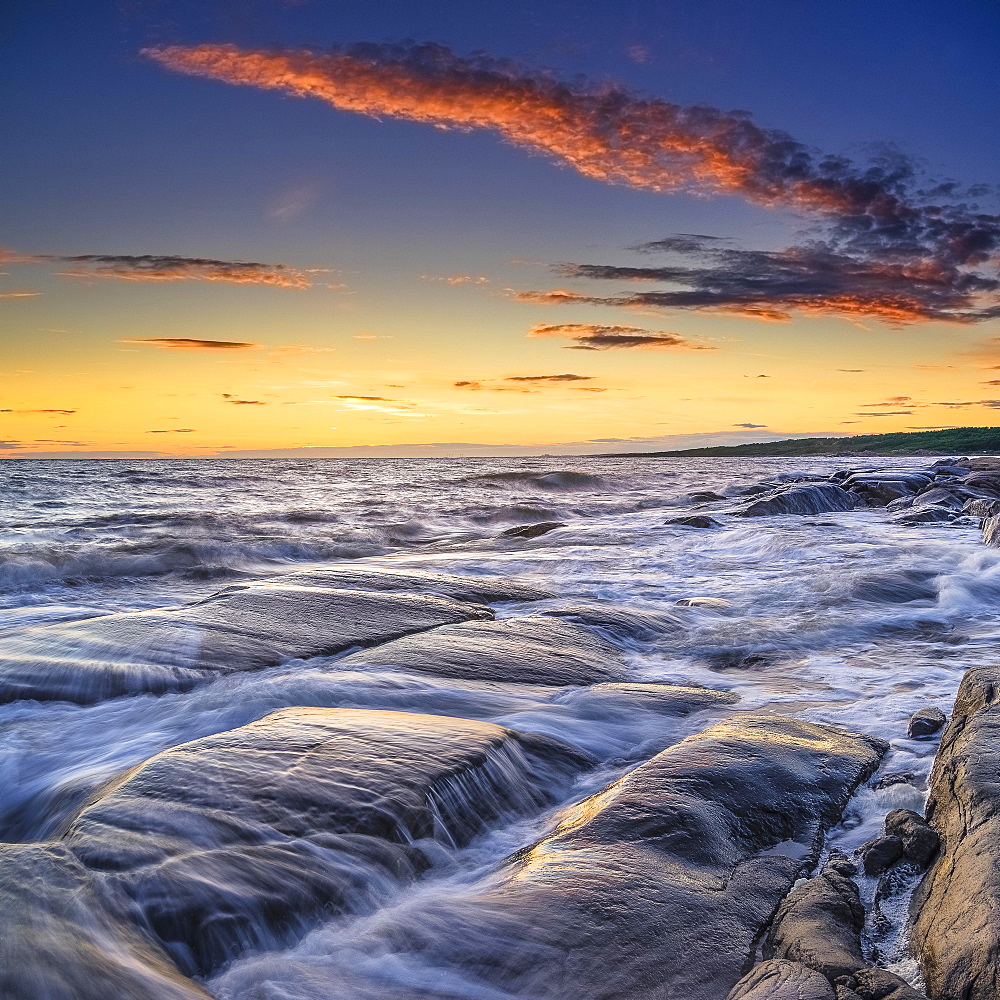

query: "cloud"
left=852, top=411, right=914, bottom=417
left=734, top=422, right=766, bottom=428
left=528, top=322, right=707, bottom=350
left=125, top=338, right=260, bottom=351
left=226, top=399, right=267, bottom=405
left=1, top=408, right=76, bottom=414
left=146, top=428, right=196, bottom=433
left=331, top=394, right=393, bottom=401
left=1, top=249, right=321, bottom=289
left=860, top=396, right=913, bottom=407
left=144, top=41, right=1000, bottom=324
left=0, top=289, right=41, bottom=299
left=422, top=274, right=490, bottom=285
left=505, top=373, right=593, bottom=382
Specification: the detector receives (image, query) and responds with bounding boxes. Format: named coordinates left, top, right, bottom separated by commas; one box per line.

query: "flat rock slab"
left=364, top=714, right=886, bottom=1000
left=736, top=484, right=857, bottom=517
left=269, top=564, right=552, bottom=603
left=911, top=664, right=1000, bottom=1000
left=338, top=614, right=627, bottom=686
left=65, top=707, right=592, bottom=977
left=0, top=584, right=489, bottom=705
left=0, top=844, right=211, bottom=1000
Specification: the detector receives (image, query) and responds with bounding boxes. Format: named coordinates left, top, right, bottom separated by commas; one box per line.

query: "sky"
left=3, top=0, right=1000, bottom=458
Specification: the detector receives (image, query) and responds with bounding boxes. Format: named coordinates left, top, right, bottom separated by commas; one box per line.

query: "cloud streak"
left=528, top=322, right=708, bottom=350
left=142, top=42, right=1000, bottom=324
left=125, top=337, right=260, bottom=351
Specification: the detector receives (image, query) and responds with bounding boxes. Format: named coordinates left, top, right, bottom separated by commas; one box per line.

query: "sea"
left=2, top=454, right=994, bottom=997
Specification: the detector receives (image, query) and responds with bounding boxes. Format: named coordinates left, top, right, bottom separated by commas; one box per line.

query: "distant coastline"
left=602, top=426, right=1000, bottom=458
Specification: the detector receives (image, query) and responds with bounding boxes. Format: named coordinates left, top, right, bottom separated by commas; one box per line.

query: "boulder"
left=0, top=585, right=489, bottom=706
left=535, top=603, right=685, bottom=639
left=271, top=564, right=552, bottom=602
left=736, top=484, right=857, bottom=517
left=911, top=487, right=967, bottom=509
left=665, top=515, right=722, bottom=528
left=64, top=707, right=592, bottom=976
left=0, top=844, right=210, bottom=1000
left=338, top=614, right=627, bottom=686
left=765, top=853, right=865, bottom=980
left=883, top=809, right=939, bottom=867
left=964, top=498, right=1000, bottom=518
left=690, top=491, right=727, bottom=502
left=907, top=706, right=946, bottom=739
left=558, top=681, right=738, bottom=719
left=911, top=664, right=1000, bottom=999
left=892, top=506, right=957, bottom=525
left=842, top=968, right=927, bottom=999
left=982, top=513, right=1000, bottom=546
left=727, top=960, right=836, bottom=1000
left=857, top=836, right=904, bottom=875
left=501, top=521, right=565, bottom=539
left=842, top=473, right=932, bottom=506
left=359, top=714, right=886, bottom=1000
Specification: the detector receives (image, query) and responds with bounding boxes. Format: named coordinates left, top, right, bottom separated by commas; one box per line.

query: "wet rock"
left=536, top=603, right=685, bottom=639
left=559, top=681, right=738, bottom=719
left=851, top=571, right=937, bottom=604
left=339, top=614, right=626, bottom=686
left=962, top=470, right=1000, bottom=496
left=883, top=809, right=939, bottom=867
left=736, top=484, right=857, bottom=517
left=690, top=490, right=727, bottom=502
left=365, top=714, right=886, bottom=1000
left=964, top=497, right=1000, bottom=518
left=885, top=496, right=915, bottom=513
left=0, top=844, right=210, bottom=1000
left=906, top=706, right=946, bottom=739
left=982, top=512, right=1000, bottom=546
left=272, top=564, right=553, bottom=602
left=727, top=960, right=836, bottom=999
left=676, top=596, right=732, bottom=609
left=857, top=836, right=904, bottom=875
left=65, top=707, right=591, bottom=976
left=501, top=521, right=565, bottom=539
left=844, top=478, right=923, bottom=506
left=0, top=585, right=489, bottom=706
left=911, top=663, right=1000, bottom=999
left=911, top=487, right=966, bottom=509
left=892, top=506, right=957, bottom=525
left=665, top=514, right=722, bottom=528
left=765, top=853, right=865, bottom=980
left=842, top=968, right=927, bottom=999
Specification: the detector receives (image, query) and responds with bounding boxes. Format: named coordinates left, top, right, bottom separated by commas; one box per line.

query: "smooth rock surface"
left=359, top=714, right=886, bottom=1000
left=0, top=585, right=490, bottom=705
left=339, top=614, right=627, bottom=686
left=727, top=960, right=836, bottom=1000
left=907, top=705, right=946, bottom=739
left=665, top=514, right=722, bottom=528
left=844, top=968, right=927, bottom=1000
left=736, top=484, right=857, bottom=517
left=912, top=664, right=1000, bottom=999
left=65, top=707, right=592, bottom=976
left=982, top=512, right=1000, bottom=546
left=535, top=602, right=685, bottom=639
left=501, top=521, right=565, bottom=539
left=884, top=809, right=939, bottom=867
left=858, top=836, right=904, bottom=875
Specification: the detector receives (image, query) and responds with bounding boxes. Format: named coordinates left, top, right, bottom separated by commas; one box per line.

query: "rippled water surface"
left=1, top=455, right=992, bottom=996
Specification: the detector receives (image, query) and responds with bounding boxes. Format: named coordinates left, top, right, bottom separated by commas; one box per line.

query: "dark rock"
left=912, top=487, right=966, bottom=509
left=559, top=681, right=738, bottom=719
left=0, top=584, right=490, bottom=706
left=765, top=853, right=866, bottom=980
left=689, top=490, right=727, bottom=502
left=911, top=663, right=1000, bottom=999
left=857, top=836, right=904, bottom=875
left=982, top=513, right=1000, bottom=546
left=535, top=603, right=685, bottom=639
left=676, top=596, right=732, bottom=609
left=962, top=470, right=1000, bottom=496
left=907, top=706, right=946, bottom=739
left=727, top=960, right=836, bottom=999
left=665, top=514, right=722, bottom=528
left=851, top=571, right=937, bottom=604
left=272, top=564, right=552, bottom=603
left=339, top=614, right=627, bottom=685
left=964, top=497, right=1000, bottom=518
left=501, top=521, right=565, bottom=539
left=359, top=714, right=886, bottom=1000
left=65, top=707, right=591, bottom=976
left=843, top=968, right=927, bottom=999
left=0, top=844, right=211, bottom=1000
left=842, top=473, right=932, bottom=506
left=885, top=496, right=915, bottom=513
left=883, top=809, right=939, bottom=867
left=892, top=506, right=956, bottom=525
left=736, top=483, right=857, bottom=517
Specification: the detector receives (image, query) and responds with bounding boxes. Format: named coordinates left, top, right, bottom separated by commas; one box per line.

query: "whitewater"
left=1, top=454, right=994, bottom=998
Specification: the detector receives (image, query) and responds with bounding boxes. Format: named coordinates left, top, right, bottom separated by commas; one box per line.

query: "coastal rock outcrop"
left=911, top=664, right=1000, bottom=999
left=338, top=614, right=627, bottom=685
left=0, top=584, right=490, bottom=705
left=726, top=960, right=836, bottom=1000
left=357, top=714, right=886, bottom=1000
left=735, top=483, right=857, bottom=517
left=63, top=707, right=592, bottom=976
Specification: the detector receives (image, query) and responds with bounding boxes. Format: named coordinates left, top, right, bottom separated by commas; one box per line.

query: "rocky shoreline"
left=3, top=458, right=1000, bottom=999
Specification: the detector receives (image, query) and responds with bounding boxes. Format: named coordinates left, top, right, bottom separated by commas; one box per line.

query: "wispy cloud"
left=422, top=274, right=490, bottom=285
left=505, top=373, right=593, bottom=382
left=144, top=41, right=1000, bottom=325
left=2, top=249, right=325, bottom=289
left=146, top=428, right=196, bottom=433
left=852, top=411, right=914, bottom=417
left=0, top=289, right=42, bottom=299
left=124, top=338, right=260, bottom=351
left=528, top=322, right=709, bottom=350
left=2, top=408, right=77, bottom=414
left=226, top=399, right=267, bottom=405
left=734, top=422, right=767, bottom=428
left=860, top=396, right=913, bottom=407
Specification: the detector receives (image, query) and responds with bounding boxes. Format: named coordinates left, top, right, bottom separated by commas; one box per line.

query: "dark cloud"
left=1, top=408, right=76, bottom=414
left=860, top=396, right=913, bottom=407
left=838, top=369, right=865, bottom=372
left=528, top=322, right=706, bottom=350
left=144, top=42, right=1000, bottom=325
left=734, top=422, right=767, bottom=428
left=332, top=394, right=392, bottom=401
left=2, top=250, right=314, bottom=289
left=146, top=428, right=196, bottom=433
left=852, top=411, right=914, bottom=417
left=126, top=338, right=259, bottom=351
left=226, top=399, right=266, bottom=405
left=505, top=373, right=594, bottom=382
